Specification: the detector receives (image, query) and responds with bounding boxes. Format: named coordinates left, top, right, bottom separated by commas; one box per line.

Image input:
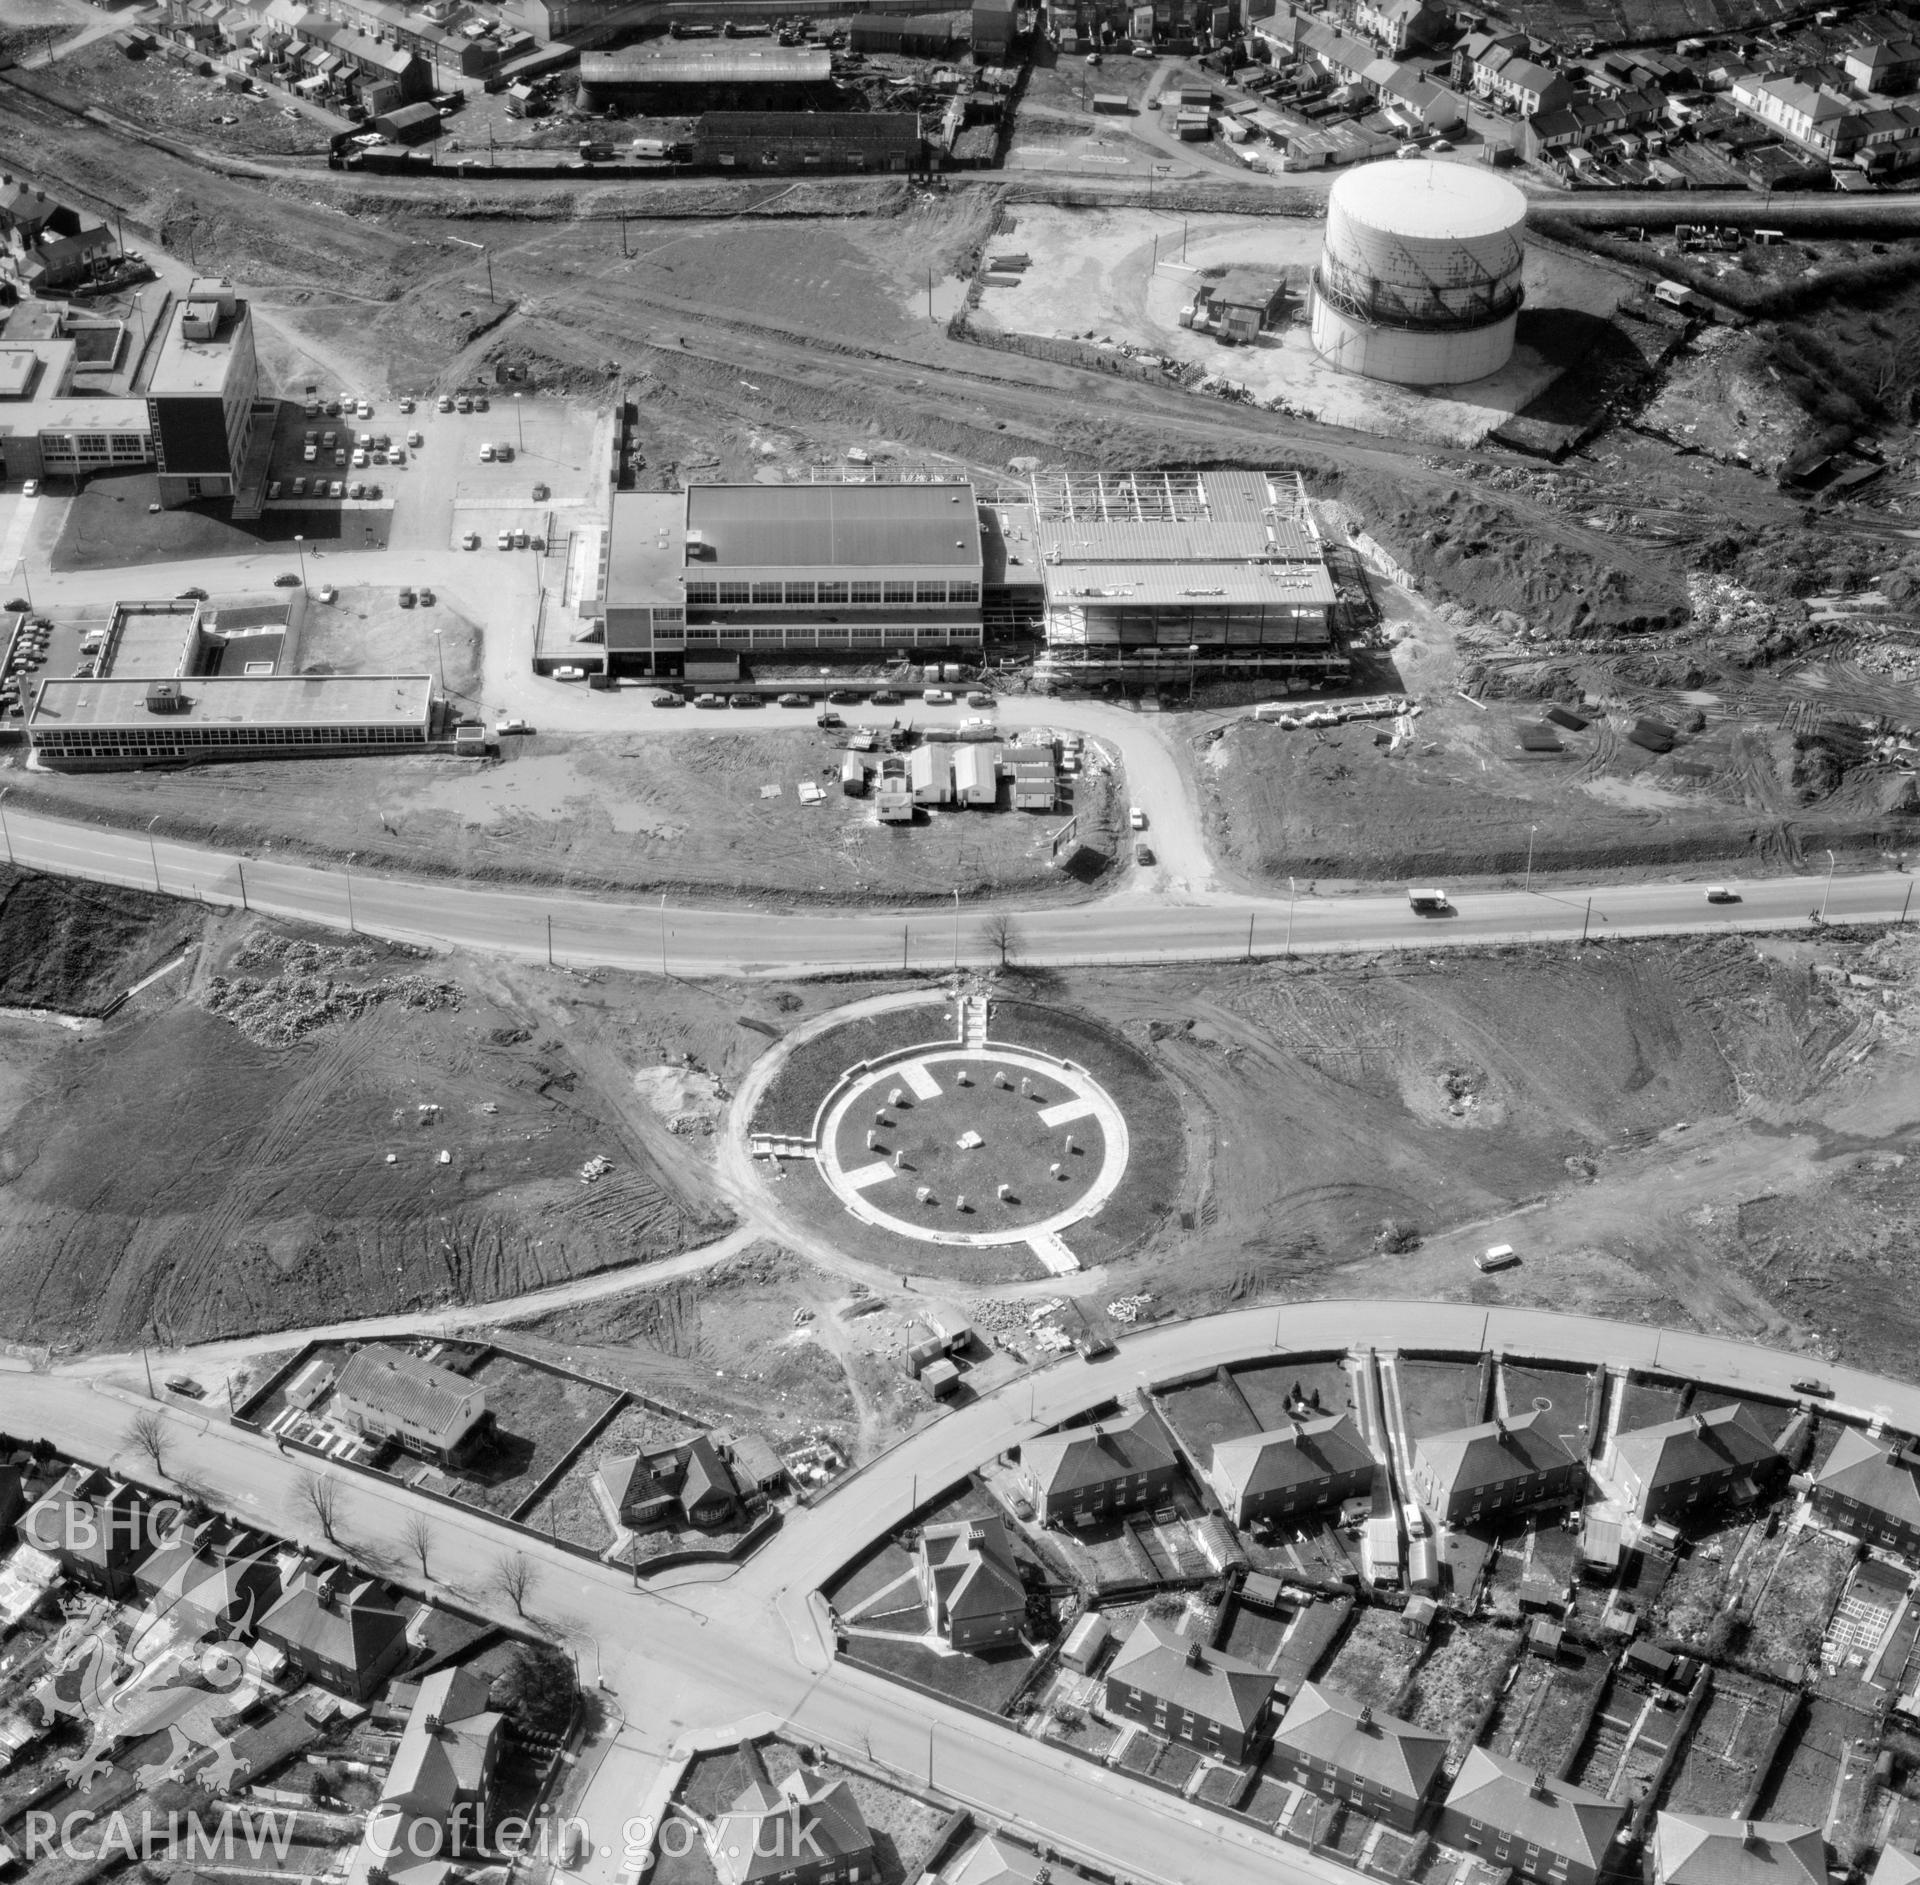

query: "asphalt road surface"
left=5, top=1302, right=1908, bottom=1885
left=2, top=799, right=1907, bottom=975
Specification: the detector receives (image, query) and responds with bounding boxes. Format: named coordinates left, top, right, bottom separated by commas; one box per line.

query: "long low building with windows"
left=27, top=674, right=435, bottom=768
left=598, top=481, right=984, bottom=675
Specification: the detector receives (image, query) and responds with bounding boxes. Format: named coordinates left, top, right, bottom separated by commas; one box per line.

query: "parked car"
left=512, top=529, right=528, bottom=549
left=474, top=395, right=490, bottom=411
left=828, top=689, right=859, bottom=703
left=291, top=477, right=307, bottom=498
left=334, top=450, right=347, bottom=467
left=497, top=529, right=512, bottom=549
left=463, top=531, right=481, bottom=550
left=366, top=483, right=382, bottom=500
left=389, top=449, right=405, bottom=467
left=418, top=586, right=434, bottom=606
left=329, top=480, right=345, bottom=498
left=531, top=481, right=549, bottom=501
left=816, top=710, right=844, bottom=728
left=1129, top=806, right=1147, bottom=830
left=1792, top=1377, right=1834, bottom=1398
left=407, top=430, right=423, bottom=448
left=553, top=665, right=586, bottom=681
left=316, top=583, right=337, bottom=604
left=348, top=482, right=365, bottom=500
left=871, top=688, right=902, bottom=704
left=164, top=1376, right=206, bottom=1399
left=177, top=587, right=209, bottom=600
left=966, top=690, right=994, bottom=707
left=303, top=444, right=318, bottom=463
left=728, top=692, right=763, bottom=708
left=693, top=692, right=727, bottom=709
left=923, top=687, right=953, bottom=704
left=496, top=717, right=531, bottom=735
left=776, top=692, right=809, bottom=708
left=1705, top=886, right=1741, bottom=903
left=398, top=396, right=415, bottom=413
left=1134, top=841, right=1154, bottom=865
left=321, top=431, right=337, bottom=449
left=456, top=395, right=472, bottom=413
left=356, top=400, right=372, bottom=418
left=652, top=692, right=684, bottom=708
left=479, top=442, right=496, bottom=462
left=273, top=571, right=301, bottom=587
left=437, top=394, right=454, bottom=413
left=267, top=480, right=283, bottom=500
left=398, top=588, right=416, bottom=607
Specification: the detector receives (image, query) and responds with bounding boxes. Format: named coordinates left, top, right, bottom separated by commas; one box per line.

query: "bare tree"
left=979, top=910, right=1021, bottom=969
left=401, top=1510, right=434, bottom=1580
left=127, top=1409, right=169, bottom=1480
left=494, top=1550, right=538, bottom=1619
left=293, top=1468, right=343, bottom=1545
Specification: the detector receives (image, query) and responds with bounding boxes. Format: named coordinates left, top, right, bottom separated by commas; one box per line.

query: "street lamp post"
left=432, top=629, right=446, bottom=693
left=1286, top=875, right=1297, bottom=960
left=513, top=391, right=525, bottom=454
left=448, top=237, right=495, bottom=304
left=0, top=788, right=12, bottom=867
left=10, top=556, right=31, bottom=611
left=292, top=533, right=307, bottom=591
left=1187, top=642, right=1200, bottom=703
left=1821, top=847, right=1836, bottom=920
left=1524, top=823, right=1538, bottom=892
left=952, top=887, right=960, bottom=971
left=147, top=815, right=161, bottom=894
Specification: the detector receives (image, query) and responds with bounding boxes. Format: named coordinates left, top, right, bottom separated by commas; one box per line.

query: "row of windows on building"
left=684, top=580, right=982, bottom=607
left=659, top=624, right=983, bottom=645
left=35, top=723, right=426, bottom=753
left=39, top=433, right=153, bottom=466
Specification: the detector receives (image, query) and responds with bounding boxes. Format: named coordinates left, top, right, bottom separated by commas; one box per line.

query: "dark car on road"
left=177, top=587, right=208, bottom=600
left=652, top=692, right=684, bottom=708
left=871, top=689, right=902, bottom=705
left=776, top=692, right=809, bottom=708
left=728, top=692, right=763, bottom=708
left=273, top=572, right=301, bottom=587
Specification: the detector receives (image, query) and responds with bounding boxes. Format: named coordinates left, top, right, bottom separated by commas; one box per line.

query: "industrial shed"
left=578, top=44, right=838, bottom=111
left=848, top=10, right=962, bottom=54
left=374, top=98, right=441, bottom=139
left=692, top=110, right=923, bottom=171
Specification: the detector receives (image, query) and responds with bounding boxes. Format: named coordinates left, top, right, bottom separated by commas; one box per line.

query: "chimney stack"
left=1356, top=1704, right=1375, bottom=1733
left=1186, top=1640, right=1207, bottom=1670
left=1743, top=1824, right=1766, bottom=1853
left=1530, top=1769, right=1554, bottom=1803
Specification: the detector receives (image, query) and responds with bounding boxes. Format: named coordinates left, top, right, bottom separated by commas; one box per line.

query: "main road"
left=0, top=796, right=1905, bottom=976
left=6, top=1302, right=1912, bottom=1885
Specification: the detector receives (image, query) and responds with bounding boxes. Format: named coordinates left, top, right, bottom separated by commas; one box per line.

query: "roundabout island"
left=745, top=988, right=1184, bottom=1277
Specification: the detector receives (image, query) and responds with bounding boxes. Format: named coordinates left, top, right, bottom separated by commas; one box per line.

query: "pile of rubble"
left=1104, top=1294, right=1153, bottom=1324
left=579, top=1155, right=614, bottom=1184
left=204, top=968, right=462, bottom=1049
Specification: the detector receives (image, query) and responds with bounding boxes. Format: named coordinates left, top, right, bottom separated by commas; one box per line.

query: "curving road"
left=7, top=1301, right=1913, bottom=1885
left=0, top=797, right=1907, bottom=975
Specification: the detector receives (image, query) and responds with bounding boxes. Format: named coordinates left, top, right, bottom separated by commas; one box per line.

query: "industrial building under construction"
left=575, top=468, right=1349, bottom=684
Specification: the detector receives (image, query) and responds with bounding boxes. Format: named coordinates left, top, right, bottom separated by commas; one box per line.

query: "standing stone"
left=917, top=1185, right=933, bottom=1204
left=1050, top=1162, right=1063, bottom=1180
left=998, top=1183, right=1011, bottom=1201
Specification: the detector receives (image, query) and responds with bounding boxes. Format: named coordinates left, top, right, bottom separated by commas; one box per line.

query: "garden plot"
left=1235, top=1356, right=1358, bottom=1430
left=1396, top=1357, right=1488, bottom=1438
left=1500, top=1361, right=1596, bottom=1429
left=1323, top=1607, right=1427, bottom=1714
left=1486, top=1640, right=1612, bottom=1774
left=1663, top=1672, right=1791, bottom=1817
left=1400, top=1620, right=1517, bottom=1769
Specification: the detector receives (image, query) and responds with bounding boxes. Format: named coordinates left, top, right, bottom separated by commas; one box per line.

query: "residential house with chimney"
left=257, top=1560, right=413, bottom=1701
left=595, top=1434, right=741, bottom=1533
left=1105, top=1616, right=1275, bottom=1764
left=1437, top=1748, right=1627, bottom=1885
left=1846, top=35, right=1920, bottom=94
left=915, top=1516, right=1026, bottom=1650
left=1602, top=1406, right=1782, bottom=1523
left=20, top=1467, right=156, bottom=1600
left=1872, top=1851, right=1920, bottom=1885
left=332, top=1348, right=491, bottom=1466
left=132, top=1511, right=285, bottom=1637
left=1811, top=1428, right=1920, bottom=1560
left=1207, top=1413, right=1376, bottom=1528
left=1650, top=1815, right=1826, bottom=1885
left=1268, top=1683, right=1448, bottom=1832
left=1352, top=0, right=1449, bottom=55
left=706, top=1743, right=875, bottom=1885
left=1021, top=1405, right=1182, bottom=1527
left=1451, top=28, right=1527, bottom=91
left=0, top=178, right=60, bottom=245
left=351, top=1665, right=504, bottom=1885
left=1410, top=1411, right=1585, bottom=1527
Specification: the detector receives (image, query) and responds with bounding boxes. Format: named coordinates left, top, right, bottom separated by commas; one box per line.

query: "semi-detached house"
left=1105, top=1616, right=1275, bottom=1764
left=1437, top=1748, right=1627, bottom=1885
left=1410, top=1410, right=1584, bottom=1526
left=1269, top=1683, right=1448, bottom=1831
left=1206, top=1413, right=1376, bottom=1528
left=332, top=1347, right=490, bottom=1465
left=1650, top=1814, right=1826, bottom=1885
left=1811, top=1427, right=1920, bottom=1559
left=1020, top=1404, right=1182, bottom=1526
left=1602, top=1405, right=1782, bottom=1522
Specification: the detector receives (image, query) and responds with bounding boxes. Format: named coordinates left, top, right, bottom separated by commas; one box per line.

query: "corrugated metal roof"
left=695, top=110, right=921, bottom=145
left=685, top=483, right=983, bottom=570
left=581, top=44, right=832, bottom=84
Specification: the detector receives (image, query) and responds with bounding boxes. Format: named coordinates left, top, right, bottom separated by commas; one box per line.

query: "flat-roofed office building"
left=145, top=278, right=260, bottom=509
left=28, top=674, right=433, bottom=768
left=599, top=482, right=984, bottom=674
